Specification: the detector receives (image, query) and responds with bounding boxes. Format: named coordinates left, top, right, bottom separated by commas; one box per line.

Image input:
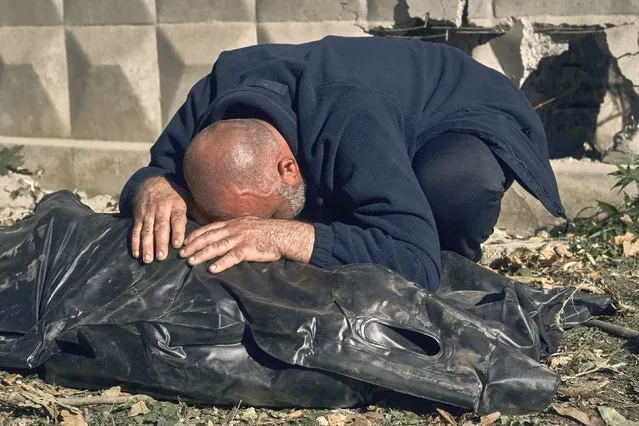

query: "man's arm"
left=120, top=75, right=211, bottom=216
left=307, top=100, right=442, bottom=291
left=179, top=217, right=315, bottom=273
left=119, top=75, right=211, bottom=262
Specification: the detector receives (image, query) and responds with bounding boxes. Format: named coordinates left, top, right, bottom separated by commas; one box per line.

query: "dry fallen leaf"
left=550, top=353, right=575, bottom=369
left=479, top=411, right=501, bottom=425
left=620, top=214, right=633, bottom=226
left=20, top=383, right=35, bottom=392
left=539, top=277, right=561, bottom=289
left=364, top=411, right=386, bottom=422
left=47, top=387, right=83, bottom=396
left=287, top=409, right=304, bottom=420
left=585, top=252, right=598, bottom=267
left=1, top=373, right=22, bottom=386
left=101, top=386, right=121, bottom=397
left=562, top=261, right=580, bottom=271
left=552, top=404, right=604, bottom=426
left=327, top=413, right=348, bottom=426
left=614, top=232, right=636, bottom=247
left=597, top=406, right=639, bottom=426
left=558, top=380, right=610, bottom=398
left=539, top=244, right=557, bottom=261
left=623, top=239, right=639, bottom=258
left=128, top=400, right=150, bottom=417
left=578, top=283, right=605, bottom=294
left=555, top=243, right=574, bottom=258
left=241, top=407, right=258, bottom=421
left=60, top=410, right=88, bottom=426
left=435, top=408, right=457, bottom=425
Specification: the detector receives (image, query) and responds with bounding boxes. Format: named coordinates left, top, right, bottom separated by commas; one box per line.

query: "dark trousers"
left=413, top=132, right=514, bottom=262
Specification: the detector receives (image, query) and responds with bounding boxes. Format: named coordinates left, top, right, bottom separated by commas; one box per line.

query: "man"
left=120, top=36, right=565, bottom=292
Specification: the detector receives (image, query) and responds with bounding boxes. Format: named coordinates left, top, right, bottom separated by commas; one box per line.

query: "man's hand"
left=179, top=217, right=315, bottom=273
left=131, top=176, right=190, bottom=263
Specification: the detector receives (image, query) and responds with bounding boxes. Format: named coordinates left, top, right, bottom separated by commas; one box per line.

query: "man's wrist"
left=278, top=220, right=315, bottom=264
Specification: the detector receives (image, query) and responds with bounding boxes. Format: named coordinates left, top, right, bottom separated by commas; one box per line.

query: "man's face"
left=191, top=180, right=305, bottom=224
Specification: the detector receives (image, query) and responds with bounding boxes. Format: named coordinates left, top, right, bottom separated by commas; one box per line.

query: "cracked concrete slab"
left=496, top=158, right=637, bottom=236
left=156, top=0, right=256, bottom=23
left=605, top=22, right=639, bottom=96
left=367, top=0, right=459, bottom=26
left=157, top=23, right=257, bottom=126
left=0, top=27, right=70, bottom=138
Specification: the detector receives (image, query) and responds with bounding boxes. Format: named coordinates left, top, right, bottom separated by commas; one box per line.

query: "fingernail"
left=188, top=256, right=195, bottom=264
left=133, top=251, right=139, bottom=258
left=179, top=249, right=185, bottom=257
left=157, top=251, right=165, bottom=260
left=173, top=239, right=180, bottom=248
left=144, top=254, right=151, bottom=263
left=209, top=264, right=217, bottom=273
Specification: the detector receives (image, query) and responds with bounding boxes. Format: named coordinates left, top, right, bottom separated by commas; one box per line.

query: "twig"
left=561, top=361, right=626, bottom=381
left=553, top=280, right=586, bottom=329
left=224, top=399, right=242, bottom=425
left=56, top=394, right=153, bottom=407
left=0, top=390, right=152, bottom=410
left=533, top=89, right=575, bottom=111
left=585, top=319, right=639, bottom=340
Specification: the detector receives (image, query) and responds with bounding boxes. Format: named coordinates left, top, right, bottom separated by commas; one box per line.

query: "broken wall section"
left=368, top=0, right=639, bottom=234
left=466, top=1, right=639, bottom=160
left=372, top=1, right=639, bottom=160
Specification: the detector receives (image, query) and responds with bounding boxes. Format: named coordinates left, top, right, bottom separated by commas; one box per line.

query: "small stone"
left=316, top=416, right=329, bottom=426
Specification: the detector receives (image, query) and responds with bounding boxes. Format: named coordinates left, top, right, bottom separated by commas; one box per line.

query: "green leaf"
left=0, top=146, right=24, bottom=176
left=595, top=201, right=619, bottom=217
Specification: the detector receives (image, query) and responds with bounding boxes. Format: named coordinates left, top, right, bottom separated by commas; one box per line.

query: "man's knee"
left=414, top=132, right=507, bottom=215
left=413, top=132, right=509, bottom=260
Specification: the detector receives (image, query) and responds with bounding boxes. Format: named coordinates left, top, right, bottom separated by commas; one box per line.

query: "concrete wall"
left=0, top=0, right=638, bottom=196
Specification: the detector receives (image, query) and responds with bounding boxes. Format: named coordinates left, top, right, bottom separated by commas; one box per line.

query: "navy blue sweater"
left=120, top=36, right=564, bottom=292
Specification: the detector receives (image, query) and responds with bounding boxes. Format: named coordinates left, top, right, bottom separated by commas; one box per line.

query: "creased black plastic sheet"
left=0, top=191, right=615, bottom=414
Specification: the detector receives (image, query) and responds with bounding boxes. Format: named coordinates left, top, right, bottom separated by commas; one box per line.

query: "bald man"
left=120, top=36, right=565, bottom=292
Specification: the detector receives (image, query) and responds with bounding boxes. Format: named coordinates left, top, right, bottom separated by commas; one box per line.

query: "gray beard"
left=279, top=181, right=306, bottom=219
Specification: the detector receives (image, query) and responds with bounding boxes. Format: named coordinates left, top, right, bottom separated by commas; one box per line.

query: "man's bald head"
left=184, top=119, right=305, bottom=222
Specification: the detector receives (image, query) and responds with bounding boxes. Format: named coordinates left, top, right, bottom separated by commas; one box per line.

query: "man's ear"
left=277, top=157, right=302, bottom=186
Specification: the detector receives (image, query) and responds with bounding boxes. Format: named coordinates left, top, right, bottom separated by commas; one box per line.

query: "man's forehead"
left=205, top=190, right=277, bottom=221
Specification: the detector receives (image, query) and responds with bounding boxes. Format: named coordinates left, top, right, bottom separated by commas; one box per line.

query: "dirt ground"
left=0, top=172, right=637, bottom=426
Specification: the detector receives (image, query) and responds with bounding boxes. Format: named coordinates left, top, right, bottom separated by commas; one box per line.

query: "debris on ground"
left=0, top=154, right=637, bottom=425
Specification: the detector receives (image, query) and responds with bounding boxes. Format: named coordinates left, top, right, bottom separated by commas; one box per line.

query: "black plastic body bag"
left=0, top=191, right=614, bottom=414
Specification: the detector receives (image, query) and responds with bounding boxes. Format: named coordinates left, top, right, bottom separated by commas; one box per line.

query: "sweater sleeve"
left=118, top=75, right=212, bottom=216
left=308, top=106, right=442, bottom=292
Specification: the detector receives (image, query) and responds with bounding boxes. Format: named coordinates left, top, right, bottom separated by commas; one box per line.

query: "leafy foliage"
left=569, top=157, right=639, bottom=255
left=0, top=146, right=24, bottom=176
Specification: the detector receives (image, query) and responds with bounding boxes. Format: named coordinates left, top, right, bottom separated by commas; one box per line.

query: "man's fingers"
left=131, top=218, right=143, bottom=258
left=208, top=248, right=246, bottom=274
left=184, top=221, right=227, bottom=245
left=140, top=215, right=155, bottom=264
left=154, top=208, right=172, bottom=261
left=170, top=210, right=187, bottom=249
left=188, top=238, right=236, bottom=266
left=181, top=228, right=231, bottom=258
